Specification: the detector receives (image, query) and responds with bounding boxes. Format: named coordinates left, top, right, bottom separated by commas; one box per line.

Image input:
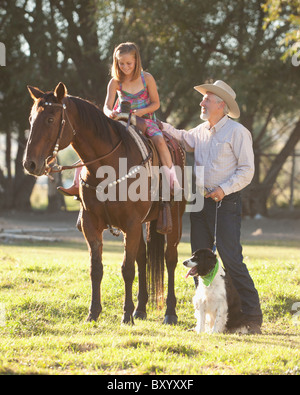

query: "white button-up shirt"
left=162, top=115, right=254, bottom=195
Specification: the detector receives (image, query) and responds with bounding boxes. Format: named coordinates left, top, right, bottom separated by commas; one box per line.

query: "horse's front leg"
left=121, top=225, right=142, bottom=325
left=82, top=211, right=104, bottom=322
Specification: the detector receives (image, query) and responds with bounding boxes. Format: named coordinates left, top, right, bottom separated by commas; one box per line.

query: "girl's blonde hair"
left=111, top=42, right=142, bottom=82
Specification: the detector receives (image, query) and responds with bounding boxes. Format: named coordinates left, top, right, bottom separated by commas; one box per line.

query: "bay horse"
left=24, top=82, right=186, bottom=325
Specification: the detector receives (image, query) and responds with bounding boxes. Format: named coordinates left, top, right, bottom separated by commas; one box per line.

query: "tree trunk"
left=248, top=119, right=300, bottom=216
left=12, top=175, right=37, bottom=211
left=47, top=171, right=66, bottom=213
left=0, top=128, right=37, bottom=212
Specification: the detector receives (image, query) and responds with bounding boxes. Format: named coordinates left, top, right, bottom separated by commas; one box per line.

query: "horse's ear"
left=27, top=85, right=44, bottom=100
left=54, top=82, right=67, bottom=103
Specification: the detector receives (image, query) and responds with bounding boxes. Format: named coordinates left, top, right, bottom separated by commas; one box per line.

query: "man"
left=162, top=80, right=263, bottom=334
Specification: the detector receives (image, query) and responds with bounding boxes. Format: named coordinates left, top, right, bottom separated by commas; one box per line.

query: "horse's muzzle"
left=23, top=158, right=45, bottom=176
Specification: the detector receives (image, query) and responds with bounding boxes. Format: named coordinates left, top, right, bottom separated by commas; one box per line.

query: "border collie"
left=184, top=248, right=247, bottom=334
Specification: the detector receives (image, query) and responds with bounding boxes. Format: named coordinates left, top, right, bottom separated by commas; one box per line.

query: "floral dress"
left=113, top=71, right=162, bottom=137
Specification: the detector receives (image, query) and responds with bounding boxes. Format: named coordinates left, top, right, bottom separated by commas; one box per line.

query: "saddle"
left=115, top=108, right=185, bottom=169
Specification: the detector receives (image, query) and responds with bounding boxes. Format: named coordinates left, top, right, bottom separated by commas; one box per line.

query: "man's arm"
left=162, top=122, right=196, bottom=152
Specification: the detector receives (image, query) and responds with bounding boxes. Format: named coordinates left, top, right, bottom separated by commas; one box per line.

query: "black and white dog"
left=184, top=248, right=247, bottom=334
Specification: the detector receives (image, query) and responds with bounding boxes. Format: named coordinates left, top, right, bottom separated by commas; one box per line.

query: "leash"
left=198, top=200, right=222, bottom=287
left=212, top=200, right=222, bottom=254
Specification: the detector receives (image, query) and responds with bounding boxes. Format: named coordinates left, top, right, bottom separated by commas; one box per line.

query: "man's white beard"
left=200, top=110, right=210, bottom=121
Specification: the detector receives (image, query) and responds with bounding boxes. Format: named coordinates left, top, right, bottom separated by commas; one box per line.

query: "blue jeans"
left=190, top=192, right=262, bottom=322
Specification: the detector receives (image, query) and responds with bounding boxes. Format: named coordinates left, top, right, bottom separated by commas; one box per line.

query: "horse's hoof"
left=86, top=308, right=101, bottom=322
left=121, top=314, right=134, bottom=325
left=86, top=314, right=98, bottom=322
left=133, top=310, right=147, bottom=320
left=163, top=315, right=178, bottom=325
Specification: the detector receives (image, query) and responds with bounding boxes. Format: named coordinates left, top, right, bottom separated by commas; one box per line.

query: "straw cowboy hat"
left=194, top=80, right=240, bottom=119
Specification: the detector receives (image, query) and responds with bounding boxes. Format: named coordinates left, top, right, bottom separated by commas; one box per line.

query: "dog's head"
left=183, top=248, right=217, bottom=278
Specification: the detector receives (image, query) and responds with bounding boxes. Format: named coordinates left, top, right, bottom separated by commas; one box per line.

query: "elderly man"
left=162, top=80, right=262, bottom=334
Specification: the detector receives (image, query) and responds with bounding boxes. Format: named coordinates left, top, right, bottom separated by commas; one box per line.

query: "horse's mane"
left=68, top=95, right=135, bottom=155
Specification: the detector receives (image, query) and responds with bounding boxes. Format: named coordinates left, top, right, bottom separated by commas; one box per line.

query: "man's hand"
left=205, top=186, right=225, bottom=202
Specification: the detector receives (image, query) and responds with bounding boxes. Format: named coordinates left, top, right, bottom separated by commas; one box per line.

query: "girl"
left=103, top=42, right=181, bottom=196
left=58, top=42, right=180, bottom=197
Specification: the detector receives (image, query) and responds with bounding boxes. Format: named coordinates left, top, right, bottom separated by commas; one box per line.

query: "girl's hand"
left=109, top=111, right=118, bottom=119
left=133, top=109, right=145, bottom=117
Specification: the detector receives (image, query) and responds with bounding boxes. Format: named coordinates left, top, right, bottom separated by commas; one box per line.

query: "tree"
left=263, top=0, right=300, bottom=60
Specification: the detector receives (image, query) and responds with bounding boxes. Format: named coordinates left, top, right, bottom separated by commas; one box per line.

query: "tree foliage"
left=263, top=0, right=300, bottom=59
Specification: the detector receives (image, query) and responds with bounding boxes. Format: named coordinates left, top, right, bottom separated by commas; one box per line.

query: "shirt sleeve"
left=219, top=127, right=255, bottom=195
left=162, top=122, right=196, bottom=152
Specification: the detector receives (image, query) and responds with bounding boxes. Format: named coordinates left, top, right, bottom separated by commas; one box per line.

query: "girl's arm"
left=103, top=78, right=118, bottom=118
left=134, top=72, right=160, bottom=117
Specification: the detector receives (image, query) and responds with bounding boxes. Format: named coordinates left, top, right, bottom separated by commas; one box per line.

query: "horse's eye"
left=48, top=117, right=54, bottom=123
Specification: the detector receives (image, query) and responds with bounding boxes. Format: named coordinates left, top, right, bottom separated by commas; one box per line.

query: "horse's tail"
left=146, top=220, right=165, bottom=307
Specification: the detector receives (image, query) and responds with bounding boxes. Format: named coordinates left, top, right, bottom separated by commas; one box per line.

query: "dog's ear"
left=205, top=248, right=215, bottom=256
left=194, top=249, right=204, bottom=260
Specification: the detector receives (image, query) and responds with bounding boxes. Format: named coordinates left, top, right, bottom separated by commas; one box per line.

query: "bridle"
left=42, top=101, right=72, bottom=176
left=41, top=101, right=123, bottom=178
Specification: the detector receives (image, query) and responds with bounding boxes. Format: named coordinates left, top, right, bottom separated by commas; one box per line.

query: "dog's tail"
left=146, top=220, right=165, bottom=307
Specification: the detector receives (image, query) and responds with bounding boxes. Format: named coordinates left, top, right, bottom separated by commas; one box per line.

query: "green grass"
left=0, top=240, right=299, bottom=375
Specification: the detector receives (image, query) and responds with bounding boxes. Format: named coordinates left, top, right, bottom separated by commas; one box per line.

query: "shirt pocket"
left=210, top=141, right=232, bottom=160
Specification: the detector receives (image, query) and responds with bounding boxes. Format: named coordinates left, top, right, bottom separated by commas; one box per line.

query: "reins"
left=48, top=140, right=123, bottom=173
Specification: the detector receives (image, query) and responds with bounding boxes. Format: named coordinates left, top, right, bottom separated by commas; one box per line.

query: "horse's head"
left=24, top=82, right=74, bottom=176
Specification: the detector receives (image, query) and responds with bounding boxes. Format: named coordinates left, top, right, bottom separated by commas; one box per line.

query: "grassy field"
left=0, top=239, right=299, bottom=375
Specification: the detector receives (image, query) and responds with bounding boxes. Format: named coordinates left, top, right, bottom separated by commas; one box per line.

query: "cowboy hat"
left=194, top=80, right=240, bottom=119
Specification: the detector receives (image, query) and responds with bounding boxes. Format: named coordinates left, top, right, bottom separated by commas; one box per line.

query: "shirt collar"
left=204, top=115, right=229, bottom=133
